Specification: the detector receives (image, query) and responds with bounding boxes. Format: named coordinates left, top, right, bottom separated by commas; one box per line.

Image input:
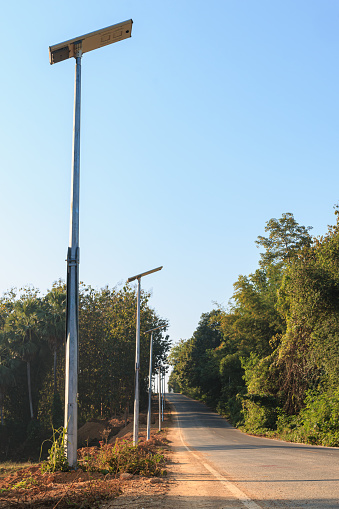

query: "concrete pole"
left=146, top=331, right=153, bottom=441
left=64, top=48, right=81, bottom=469
left=133, top=278, right=141, bottom=445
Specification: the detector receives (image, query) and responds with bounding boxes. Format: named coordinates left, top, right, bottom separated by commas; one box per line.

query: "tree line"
left=169, top=211, right=339, bottom=446
left=0, top=281, right=169, bottom=457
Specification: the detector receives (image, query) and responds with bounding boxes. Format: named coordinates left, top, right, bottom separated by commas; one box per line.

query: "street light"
left=158, top=365, right=162, bottom=431
left=49, top=19, right=133, bottom=469
left=127, top=266, right=163, bottom=445
left=144, top=325, right=167, bottom=441
left=162, top=366, right=169, bottom=417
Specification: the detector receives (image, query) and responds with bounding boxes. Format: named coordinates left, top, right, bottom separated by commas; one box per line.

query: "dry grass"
left=0, top=429, right=170, bottom=508
left=0, top=462, right=35, bottom=479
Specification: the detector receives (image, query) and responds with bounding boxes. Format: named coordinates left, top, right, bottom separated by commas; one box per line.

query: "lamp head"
left=49, top=19, right=133, bottom=64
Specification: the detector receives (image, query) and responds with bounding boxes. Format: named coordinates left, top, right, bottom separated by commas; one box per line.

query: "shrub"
left=41, top=426, right=69, bottom=473
left=241, top=394, right=278, bottom=432
left=274, top=390, right=339, bottom=446
left=78, top=436, right=167, bottom=477
left=297, top=389, right=339, bottom=446
left=216, top=392, right=244, bottom=426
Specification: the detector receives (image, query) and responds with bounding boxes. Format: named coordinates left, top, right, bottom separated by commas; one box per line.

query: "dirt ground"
left=103, top=403, right=245, bottom=509
left=0, top=403, right=242, bottom=508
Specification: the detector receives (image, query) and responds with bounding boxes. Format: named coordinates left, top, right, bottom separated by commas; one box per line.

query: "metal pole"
left=161, top=369, right=165, bottom=421
left=65, top=48, right=81, bottom=469
left=133, top=278, right=141, bottom=445
left=158, top=366, right=161, bottom=431
left=146, top=331, right=153, bottom=441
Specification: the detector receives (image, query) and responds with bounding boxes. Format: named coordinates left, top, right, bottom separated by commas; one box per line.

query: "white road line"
left=175, top=410, right=262, bottom=509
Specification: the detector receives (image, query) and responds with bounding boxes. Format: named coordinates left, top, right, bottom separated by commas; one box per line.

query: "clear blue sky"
left=1, top=1, right=338, bottom=345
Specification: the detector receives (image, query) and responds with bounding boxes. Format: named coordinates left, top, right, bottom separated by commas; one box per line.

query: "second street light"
left=127, top=266, right=163, bottom=445
left=49, top=19, right=133, bottom=468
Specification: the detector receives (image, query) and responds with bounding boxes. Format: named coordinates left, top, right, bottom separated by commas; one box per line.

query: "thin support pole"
left=158, top=366, right=161, bottom=431
left=146, top=331, right=153, bottom=441
left=161, top=369, right=165, bottom=421
left=65, top=49, right=81, bottom=469
left=133, top=278, right=141, bottom=445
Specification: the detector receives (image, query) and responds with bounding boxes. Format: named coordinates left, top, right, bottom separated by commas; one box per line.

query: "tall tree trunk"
left=27, top=361, right=34, bottom=419
left=53, top=349, right=57, bottom=395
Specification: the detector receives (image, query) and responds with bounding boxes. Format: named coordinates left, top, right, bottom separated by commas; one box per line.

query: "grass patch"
left=0, top=461, right=35, bottom=478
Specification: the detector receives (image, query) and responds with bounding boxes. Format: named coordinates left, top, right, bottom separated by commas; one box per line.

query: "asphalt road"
left=166, top=393, right=339, bottom=509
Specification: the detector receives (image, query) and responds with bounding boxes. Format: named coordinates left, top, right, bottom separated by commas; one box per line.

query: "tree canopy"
left=169, top=211, right=339, bottom=447
left=255, top=212, right=312, bottom=267
left=0, top=281, right=170, bottom=455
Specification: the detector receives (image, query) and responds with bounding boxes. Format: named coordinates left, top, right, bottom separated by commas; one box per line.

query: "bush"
left=241, top=394, right=278, bottom=432
left=273, top=390, right=339, bottom=446
left=78, top=436, right=167, bottom=477
left=297, top=389, right=339, bottom=446
left=216, top=392, right=244, bottom=426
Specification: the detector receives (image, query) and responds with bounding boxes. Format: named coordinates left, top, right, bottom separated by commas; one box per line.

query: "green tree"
left=40, top=282, right=66, bottom=395
left=3, top=292, right=41, bottom=420
left=172, top=213, right=316, bottom=430
left=168, top=338, right=196, bottom=397
left=256, top=212, right=312, bottom=267
left=275, top=212, right=339, bottom=413
left=189, top=311, right=223, bottom=403
left=220, top=268, right=284, bottom=359
left=78, top=284, right=170, bottom=421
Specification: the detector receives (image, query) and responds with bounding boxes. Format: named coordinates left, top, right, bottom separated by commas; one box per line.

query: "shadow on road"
left=108, top=494, right=339, bottom=509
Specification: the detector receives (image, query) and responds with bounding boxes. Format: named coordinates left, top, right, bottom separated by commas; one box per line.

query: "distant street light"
left=127, top=266, right=163, bottom=445
left=145, top=325, right=167, bottom=441
left=162, top=367, right=165, bottom=421
left=49, top=20, right=133, bottom=469
left=158, top=366, right=162, bottom=431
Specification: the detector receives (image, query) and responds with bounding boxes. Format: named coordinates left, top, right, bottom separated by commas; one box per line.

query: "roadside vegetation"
left=0, top=427, right=169, bottom=508
left=169, top=209, right=339, bottom=447
left=0, top=282, right=169, bottom=461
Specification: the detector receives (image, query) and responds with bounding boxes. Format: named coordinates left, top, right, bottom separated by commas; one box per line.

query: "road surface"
left=166, top=393, right=339, bottom=509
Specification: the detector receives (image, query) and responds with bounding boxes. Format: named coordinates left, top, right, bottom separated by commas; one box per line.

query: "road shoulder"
left=103, top=402, right=245, bottom=508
